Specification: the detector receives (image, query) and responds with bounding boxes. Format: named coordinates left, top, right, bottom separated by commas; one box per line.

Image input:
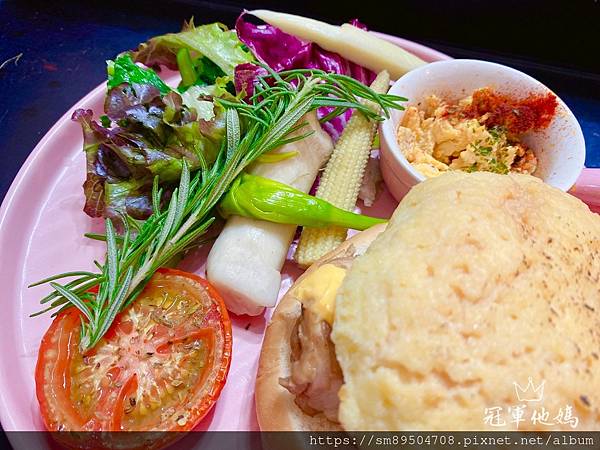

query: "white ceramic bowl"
left=380, top=59, right=586, bottom=200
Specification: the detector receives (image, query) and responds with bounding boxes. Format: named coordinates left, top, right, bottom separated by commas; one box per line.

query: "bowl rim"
left=380, top=58, right=587, bottom=192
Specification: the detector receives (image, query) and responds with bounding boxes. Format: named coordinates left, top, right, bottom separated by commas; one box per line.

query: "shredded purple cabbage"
left=235, top=13, right=376, bottom=141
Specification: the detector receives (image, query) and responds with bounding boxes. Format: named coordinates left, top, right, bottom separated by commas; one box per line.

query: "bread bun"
left=255, top=224, right=386, bottom=431
left=333, top=172, right=600, bottom=430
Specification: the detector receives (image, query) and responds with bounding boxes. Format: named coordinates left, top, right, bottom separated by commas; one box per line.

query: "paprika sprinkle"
left=461, top=87, right=558, bottom=135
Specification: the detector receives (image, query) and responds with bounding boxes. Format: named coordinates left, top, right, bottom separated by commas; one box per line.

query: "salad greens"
left=74, top=14, right=384, bottom=221
left=74, top=83, right=226, bottom=219
left=132, top=20, right=254, bottom=81
left=107, top=54, right=171, bottom=94
left=74, top=19, right=253, bottom=220
left=38, top=67, right=405, bottom=352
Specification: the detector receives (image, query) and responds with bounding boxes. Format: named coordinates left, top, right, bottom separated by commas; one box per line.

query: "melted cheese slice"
left=292, top=264, right=347, bottom=325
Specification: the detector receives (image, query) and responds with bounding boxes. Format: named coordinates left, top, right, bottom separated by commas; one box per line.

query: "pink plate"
left=0, top=33, right=446, bottom=436
left=0, top=31, right=596, bottom=442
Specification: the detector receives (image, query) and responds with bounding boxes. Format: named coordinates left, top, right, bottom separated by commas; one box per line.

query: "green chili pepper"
left=219, top=173, right=387, bottom=230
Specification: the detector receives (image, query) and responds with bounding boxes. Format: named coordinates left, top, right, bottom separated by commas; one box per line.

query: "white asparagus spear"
left=248, top=9, right=426, bottom=79
left=206, top=111, right=333, bottom=315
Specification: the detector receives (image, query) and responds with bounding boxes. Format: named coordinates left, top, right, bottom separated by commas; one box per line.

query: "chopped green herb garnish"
left=489, top=158, right=509, bottom=174
left=489, top=126, right=506, bottom=140
left=477, top=146, right=493, bottom=156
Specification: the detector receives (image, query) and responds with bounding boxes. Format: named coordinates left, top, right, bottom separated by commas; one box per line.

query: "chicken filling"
left=279, top=306, right=343, bottom=422
left=278, top=255, right=356, bottom=422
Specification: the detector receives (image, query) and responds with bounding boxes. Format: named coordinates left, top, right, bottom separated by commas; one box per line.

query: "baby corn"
left=295, top=70, right=390, bottom=267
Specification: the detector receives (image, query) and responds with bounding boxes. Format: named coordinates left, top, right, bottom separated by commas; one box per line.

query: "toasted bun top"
left=255, top=224, right=386, bottom=431
left=333, top=172, right=600, bottom=431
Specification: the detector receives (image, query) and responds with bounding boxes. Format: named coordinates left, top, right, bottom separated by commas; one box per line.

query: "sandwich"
left=255, top=171, right=600, bottom=431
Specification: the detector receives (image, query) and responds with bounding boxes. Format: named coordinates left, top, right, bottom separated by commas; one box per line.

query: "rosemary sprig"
left=30, top=68, right=405, bottom=352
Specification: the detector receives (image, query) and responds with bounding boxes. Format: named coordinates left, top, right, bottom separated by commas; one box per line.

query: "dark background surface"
left=0, top=0, right=598, bottom=441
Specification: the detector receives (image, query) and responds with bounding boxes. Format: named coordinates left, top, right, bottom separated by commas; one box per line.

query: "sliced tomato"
left=35, top=268, right=232, bottom=448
